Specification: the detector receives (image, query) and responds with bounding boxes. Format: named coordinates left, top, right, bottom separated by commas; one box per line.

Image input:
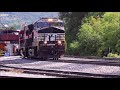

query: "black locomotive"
left=19, top=18, right=66, bottom=60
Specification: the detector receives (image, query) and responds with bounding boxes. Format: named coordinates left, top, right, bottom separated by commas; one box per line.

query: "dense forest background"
left=59, top=12, right=120, bottom=57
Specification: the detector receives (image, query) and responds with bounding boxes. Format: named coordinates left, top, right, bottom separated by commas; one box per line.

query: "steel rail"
left=0, top=65, right=120, bottom=78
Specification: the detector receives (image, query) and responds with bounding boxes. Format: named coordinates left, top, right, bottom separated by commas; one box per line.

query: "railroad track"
left=2, top=56, right=119, bottom=66
left=0, top=76, right=21, bottom=78
left=58, top=59, right=120, bottom=66
left=0, top=76, right=12, bottom=78
left=26, top=58, right=120, bottom=66
left=0, top=65, right=120, bottom=78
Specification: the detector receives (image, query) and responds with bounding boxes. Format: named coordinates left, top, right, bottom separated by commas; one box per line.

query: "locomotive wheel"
left=43, top=57, right=48, bottom=60
left=53, top=58, right=58, bottom=60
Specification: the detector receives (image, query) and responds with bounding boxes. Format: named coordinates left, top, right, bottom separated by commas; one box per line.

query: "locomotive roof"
left=0, top=29, right=19, bottom=33
left=35, top=18, right=63, bottom=23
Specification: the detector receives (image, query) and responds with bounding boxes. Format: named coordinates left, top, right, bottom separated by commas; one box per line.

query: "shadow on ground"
left=0, top=58, right=39, bottom=65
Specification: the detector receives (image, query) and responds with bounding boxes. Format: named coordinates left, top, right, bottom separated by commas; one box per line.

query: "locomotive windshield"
left=35, top=18, right=65, bottom=33
left=34, top=22, right=64, bottom=28
left=38, top=27, right=64, bottom=33
left=50, top=22, right=64, bottom=27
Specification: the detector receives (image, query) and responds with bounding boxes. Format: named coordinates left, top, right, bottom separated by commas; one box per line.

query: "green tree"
left=102, top=12, right=120, bottom=53
left=59, top=12, right=88, bottom=54
left=59, top=12, right=120, bottom=56
left=77, top=12, right=120, bottom=56
left=76, top=18, right=103, bottom=56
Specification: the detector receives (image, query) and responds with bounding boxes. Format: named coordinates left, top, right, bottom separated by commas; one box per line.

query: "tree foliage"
left=102, top=12, right=120, bottom=54
left=59, top=12, right=120, bottom=56
left=59, top=12, right=88, bottom=42
left=59, top=12, right=88, bottom=54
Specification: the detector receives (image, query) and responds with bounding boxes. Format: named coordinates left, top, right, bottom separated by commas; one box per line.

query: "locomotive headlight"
left=48, top=18, right=53, bottom=22
left=58, top=40, right=62, bottom=44
left=44, top=41, right=47, bottom=44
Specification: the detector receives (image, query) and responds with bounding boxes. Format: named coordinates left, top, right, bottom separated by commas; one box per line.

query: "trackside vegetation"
left=59, top=12, right=120, bottom=58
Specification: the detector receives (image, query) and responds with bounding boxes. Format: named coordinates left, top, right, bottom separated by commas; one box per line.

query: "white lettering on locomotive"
left=37, top=33, right=65, bottom=41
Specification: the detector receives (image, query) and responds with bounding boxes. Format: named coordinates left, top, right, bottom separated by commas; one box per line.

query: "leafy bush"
left=107, top=53, right=120, bottom=58
left=77, top=12, right=120, bottom=56
left=60, top=12, right=120, bottom=56
left=69, top=41, right=80, bottom=55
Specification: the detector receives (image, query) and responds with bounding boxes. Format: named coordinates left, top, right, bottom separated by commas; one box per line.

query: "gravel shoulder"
left=0, top=56, right=120, bottom=77
left=0, top=71, right=58, bottom=78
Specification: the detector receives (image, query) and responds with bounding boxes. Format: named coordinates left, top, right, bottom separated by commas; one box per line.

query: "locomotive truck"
left=19, top=18, right=66, bottom=60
